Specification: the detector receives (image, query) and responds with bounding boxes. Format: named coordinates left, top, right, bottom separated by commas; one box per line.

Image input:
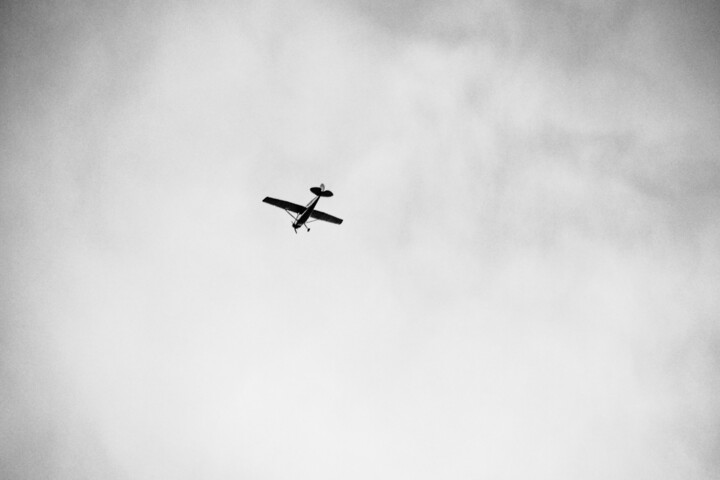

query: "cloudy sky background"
left=2, top=0, right=719, bottom=478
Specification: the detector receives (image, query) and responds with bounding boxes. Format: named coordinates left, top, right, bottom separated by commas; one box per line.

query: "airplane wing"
left=310, top=209, right=343, bottom=225
left=263, top=197, right=305, bottom=214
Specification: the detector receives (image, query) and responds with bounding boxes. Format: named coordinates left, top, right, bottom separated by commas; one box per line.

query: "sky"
left=1, top=0, right=719, bottom=478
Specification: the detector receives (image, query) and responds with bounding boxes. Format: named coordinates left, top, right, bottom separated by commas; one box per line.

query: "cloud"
left=1, top=0, right=719, bottom=479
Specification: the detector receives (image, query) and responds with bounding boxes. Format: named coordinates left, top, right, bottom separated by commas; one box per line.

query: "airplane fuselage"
left=293, top=195, right=321, bottom=230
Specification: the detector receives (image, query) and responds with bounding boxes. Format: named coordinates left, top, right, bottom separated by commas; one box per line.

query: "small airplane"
left=263, top=184, right=343, bottom=233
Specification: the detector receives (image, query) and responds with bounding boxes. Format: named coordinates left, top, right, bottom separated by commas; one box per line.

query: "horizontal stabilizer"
left=310, top=187, right=334, bottom=197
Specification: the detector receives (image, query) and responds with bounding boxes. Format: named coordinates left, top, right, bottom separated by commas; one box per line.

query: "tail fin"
left=310, top=186, right=334, bottom=197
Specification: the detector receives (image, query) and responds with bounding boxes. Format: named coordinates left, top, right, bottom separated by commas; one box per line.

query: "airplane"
left=263, top=184, right=343, bottom=233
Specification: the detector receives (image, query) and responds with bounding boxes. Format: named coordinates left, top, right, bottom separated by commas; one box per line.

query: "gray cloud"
left=2, top=0, right=719, bottom=478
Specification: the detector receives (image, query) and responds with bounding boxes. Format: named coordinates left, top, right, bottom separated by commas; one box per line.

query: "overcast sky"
left=1, top=0, right=719, bottom=478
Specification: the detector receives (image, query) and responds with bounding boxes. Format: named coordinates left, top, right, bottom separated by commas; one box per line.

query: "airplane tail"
left=310, top=184, right=334, bottom=197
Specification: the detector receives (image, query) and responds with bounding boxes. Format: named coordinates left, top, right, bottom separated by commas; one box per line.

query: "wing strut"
left=282, top=209, right=300, bottom=234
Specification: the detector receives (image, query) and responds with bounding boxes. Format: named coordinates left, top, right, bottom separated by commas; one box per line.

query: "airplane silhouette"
left=263, top=184, right=343, bottom=233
